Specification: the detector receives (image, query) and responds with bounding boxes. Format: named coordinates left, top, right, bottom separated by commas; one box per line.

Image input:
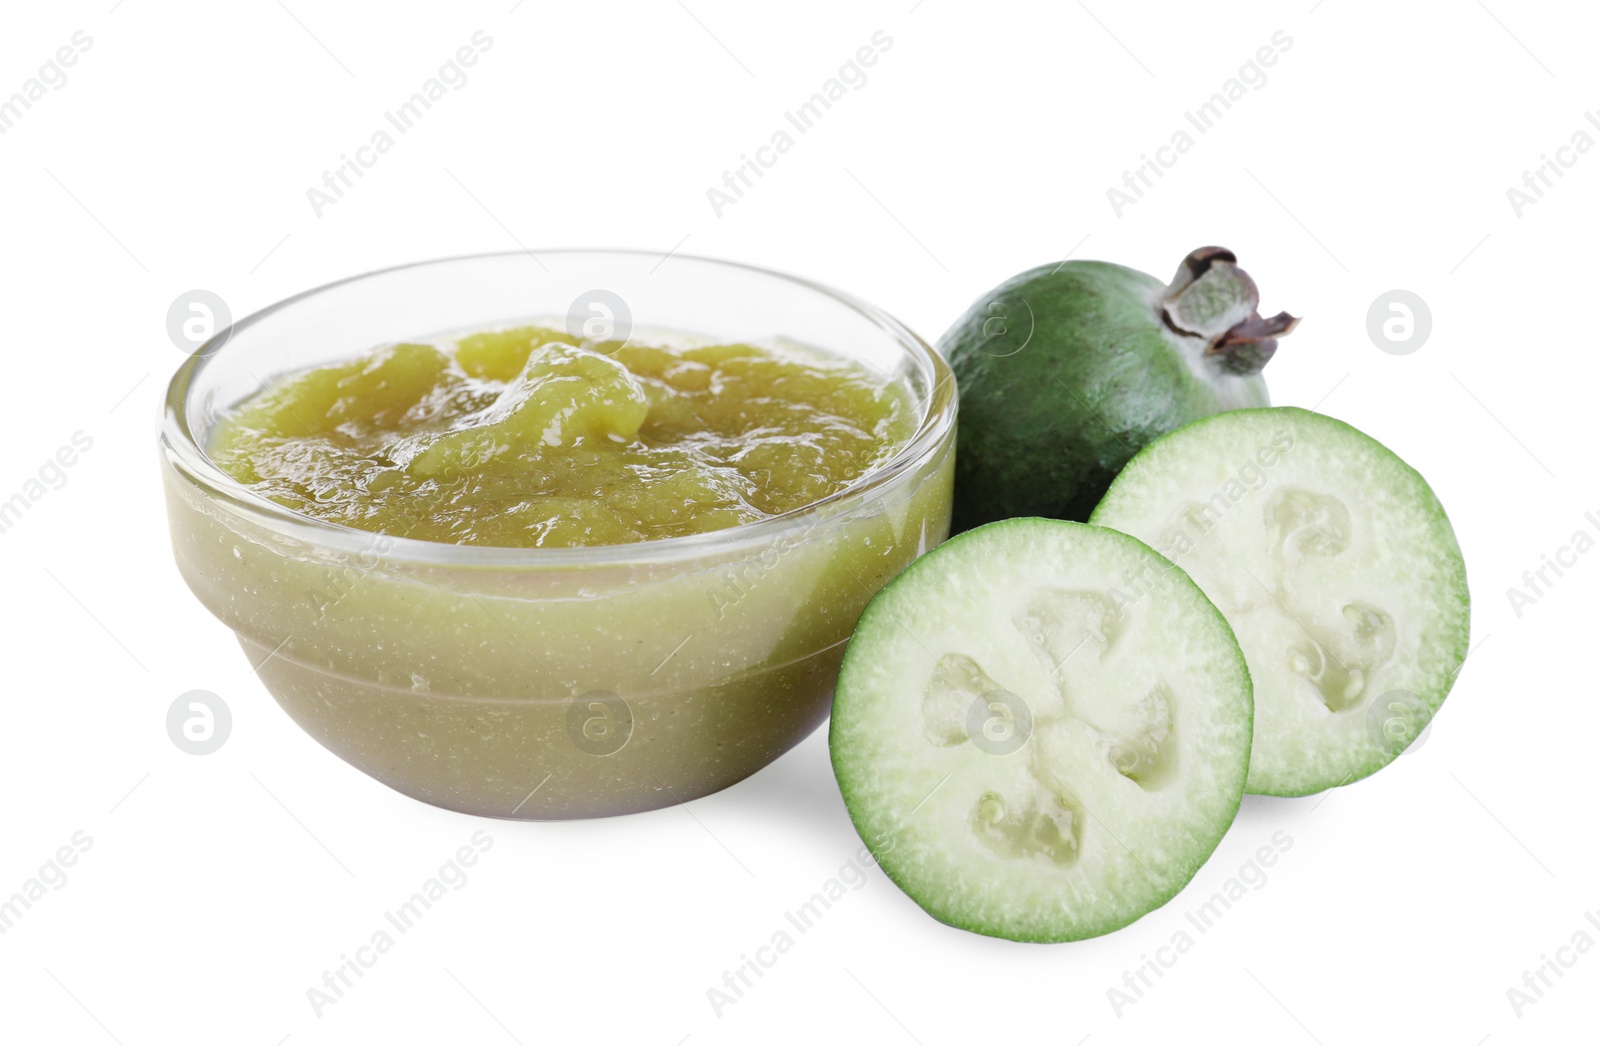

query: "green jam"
left=210, top=326, right=915, bottom=548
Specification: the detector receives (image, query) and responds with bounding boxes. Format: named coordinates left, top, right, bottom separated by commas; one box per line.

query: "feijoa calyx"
left=940, top=247, right=1299, bottom=531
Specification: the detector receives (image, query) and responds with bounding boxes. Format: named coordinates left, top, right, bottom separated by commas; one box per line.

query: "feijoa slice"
left=1091, top=407, right=1470, bottom=796
left=830, top=519, right=1253, bottom=942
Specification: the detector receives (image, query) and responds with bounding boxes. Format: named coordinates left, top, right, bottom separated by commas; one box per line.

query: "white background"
left=1, top=0, right=1594, bottom=1042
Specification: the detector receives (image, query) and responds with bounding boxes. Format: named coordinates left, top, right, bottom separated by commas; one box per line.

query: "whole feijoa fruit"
left=940, top=247, right=1298, bottom=531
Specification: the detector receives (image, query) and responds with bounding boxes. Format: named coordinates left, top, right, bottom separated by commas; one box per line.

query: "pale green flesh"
left=1091, top=407, right=1471, bottom=796
left=830, top=519, right=1252, bottom=942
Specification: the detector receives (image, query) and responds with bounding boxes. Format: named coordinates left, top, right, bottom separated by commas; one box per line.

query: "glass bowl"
left=160, top=249, right=956, bottom=819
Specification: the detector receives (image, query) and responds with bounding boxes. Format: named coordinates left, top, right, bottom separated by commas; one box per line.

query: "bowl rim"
left=161, top=247, right=957, bottom=568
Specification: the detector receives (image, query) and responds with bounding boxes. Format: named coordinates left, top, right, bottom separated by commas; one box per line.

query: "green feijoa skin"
left=1091, top=407, right=1471, bottom=796
left=830, top=518, right=1253, bottom=943
left=940, top=247, right=1298, bottom=531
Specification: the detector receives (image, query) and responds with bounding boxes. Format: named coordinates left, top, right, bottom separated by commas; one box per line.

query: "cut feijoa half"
left=829, top=518, right=1253, bottom=942
left=1090, top=407, right=1470, bottom=797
